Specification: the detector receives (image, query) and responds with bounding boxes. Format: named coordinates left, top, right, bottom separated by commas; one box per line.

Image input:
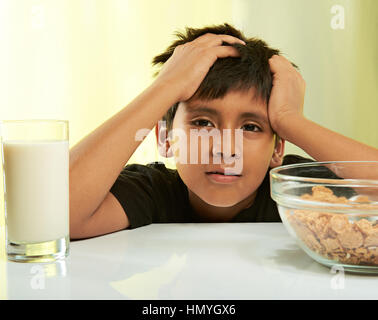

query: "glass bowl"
left=270, top=161, right=378, bottom=274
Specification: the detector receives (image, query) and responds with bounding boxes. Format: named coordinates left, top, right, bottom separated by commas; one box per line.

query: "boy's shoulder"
left=282, top=154, right=314, bottom=165
left=119, top=161, right=178, bottom=179
left=125, top=160, right=173, bottom=171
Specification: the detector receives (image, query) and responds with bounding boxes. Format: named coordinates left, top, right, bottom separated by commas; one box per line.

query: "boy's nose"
left=213, top=150, right=241, bottom=159
left=212, top=129, right=242, bottom=160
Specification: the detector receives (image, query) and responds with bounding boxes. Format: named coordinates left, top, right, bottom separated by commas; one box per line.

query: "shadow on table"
left=268, top=244, right=331, bottom=274
left=269, top=244, right=378, bottom=278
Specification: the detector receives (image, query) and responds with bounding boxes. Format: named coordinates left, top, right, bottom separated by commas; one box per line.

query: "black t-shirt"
left=109, top=154, right=321, bottom=229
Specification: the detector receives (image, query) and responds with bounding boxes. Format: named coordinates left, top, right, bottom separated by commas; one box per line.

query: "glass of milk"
left=1, top=120, right=69, bottom=262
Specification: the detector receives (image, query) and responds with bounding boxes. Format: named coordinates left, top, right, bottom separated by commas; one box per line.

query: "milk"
left=3, top=140, right=69, bottom=243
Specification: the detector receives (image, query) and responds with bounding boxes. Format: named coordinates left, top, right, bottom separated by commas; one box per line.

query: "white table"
left=3, top=223, right=378, bottom=300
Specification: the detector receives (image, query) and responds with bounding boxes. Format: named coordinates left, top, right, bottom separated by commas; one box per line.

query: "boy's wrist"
left=275, top=114, right=307, bottom=142
left=149, top=79, right=181, bottom=106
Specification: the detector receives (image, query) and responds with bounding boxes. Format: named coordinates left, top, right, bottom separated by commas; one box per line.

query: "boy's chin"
left=200, top=195, right=243, bottom=208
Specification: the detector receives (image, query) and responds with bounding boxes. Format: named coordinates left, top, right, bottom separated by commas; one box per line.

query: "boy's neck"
left=187, top=189, right=257, bottom=222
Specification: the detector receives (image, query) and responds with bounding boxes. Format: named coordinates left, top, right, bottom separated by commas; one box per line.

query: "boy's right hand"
left=155, top=33, right=245, bottom=102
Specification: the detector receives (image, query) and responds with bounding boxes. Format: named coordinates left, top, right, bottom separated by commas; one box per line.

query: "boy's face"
left=161, top=88, right=284, bottom=221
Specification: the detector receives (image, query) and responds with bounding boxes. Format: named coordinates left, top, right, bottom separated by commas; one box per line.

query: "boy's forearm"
left=267, top=55, right=378, bottom=162
left=282, top=116, right=378, bottom=162
left=69, top=81, right=178, bottom=226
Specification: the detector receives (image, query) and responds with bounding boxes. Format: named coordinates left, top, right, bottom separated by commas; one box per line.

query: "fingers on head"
left=269, top=55, right=295, bottom=73
left=194, top=33, right=245, bottom=47
left=213, top=45, right=241, bottom=58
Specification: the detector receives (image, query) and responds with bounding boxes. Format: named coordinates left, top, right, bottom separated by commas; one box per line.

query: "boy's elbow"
left=69, top=216, right=87, bottom=240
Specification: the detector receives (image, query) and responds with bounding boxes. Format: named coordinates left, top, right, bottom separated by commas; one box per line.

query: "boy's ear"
left=269, top=136, right=285, bottom=168
left=155, top=122, right=173, bottom=158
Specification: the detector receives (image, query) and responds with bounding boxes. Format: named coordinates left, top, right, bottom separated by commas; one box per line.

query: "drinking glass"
left=1, top=120, right=69, bottom=262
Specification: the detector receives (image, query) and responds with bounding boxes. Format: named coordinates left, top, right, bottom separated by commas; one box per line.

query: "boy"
left=69, top=23, right=378, bottom=239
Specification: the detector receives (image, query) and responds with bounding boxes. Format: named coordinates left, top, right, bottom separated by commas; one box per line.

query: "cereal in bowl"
left=286, top=186, right=378, bottom=266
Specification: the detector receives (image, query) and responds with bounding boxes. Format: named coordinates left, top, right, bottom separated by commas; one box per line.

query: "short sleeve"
left=109, top=162, right=192, bottom=229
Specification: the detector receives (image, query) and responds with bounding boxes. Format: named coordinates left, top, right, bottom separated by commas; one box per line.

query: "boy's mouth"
left=205, top=171, right=241, bottom=176
left=205, top=167, right=242, bottom=176
left=205, top=170, right=242, bottom=183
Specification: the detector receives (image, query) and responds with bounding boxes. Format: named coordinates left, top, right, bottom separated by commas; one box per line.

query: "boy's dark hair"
left=152, top=23, right=297, bottom=131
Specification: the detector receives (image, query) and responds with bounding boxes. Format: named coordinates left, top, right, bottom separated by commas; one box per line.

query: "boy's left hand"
left=267, top=55, right=306, bottom=139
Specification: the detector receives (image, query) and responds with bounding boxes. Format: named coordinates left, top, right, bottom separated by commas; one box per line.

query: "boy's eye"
left=191, top=119, right=214, bottom=127
left=242, top=124, right=261, bottom=132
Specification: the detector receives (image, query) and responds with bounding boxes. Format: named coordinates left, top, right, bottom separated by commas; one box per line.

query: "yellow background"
left=0, top=0, right=377, bottom=299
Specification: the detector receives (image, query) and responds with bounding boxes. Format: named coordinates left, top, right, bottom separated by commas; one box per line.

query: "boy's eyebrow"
left=240, top=111, right=269, bottom=125
left=186, top=105, right=269, bottom=124
left=186, top=106, right=219, bottom=117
